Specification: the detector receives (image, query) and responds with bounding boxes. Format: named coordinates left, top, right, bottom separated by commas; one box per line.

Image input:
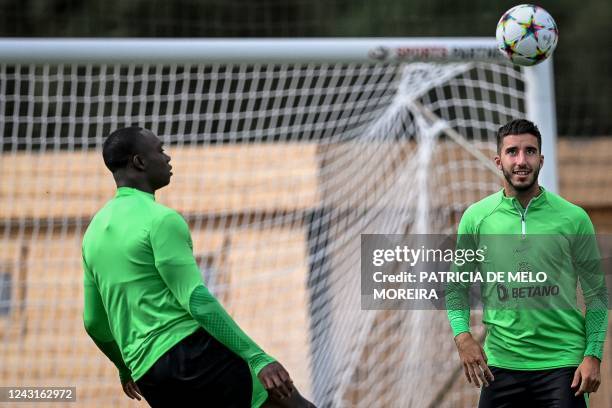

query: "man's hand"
left=121, top=378, right=143, bottom=401
left=454, top=332, right=494, bottom=388
left=571, top=356, right=601, bottom=396
left=258, top=361, right=294, bottom=400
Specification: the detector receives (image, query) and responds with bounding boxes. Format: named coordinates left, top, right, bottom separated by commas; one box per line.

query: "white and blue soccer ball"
left=496, top=4, right=558, bottom=66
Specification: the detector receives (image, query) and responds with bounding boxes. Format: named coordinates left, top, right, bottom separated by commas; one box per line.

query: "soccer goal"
left=0, top=38, right=556, bottom=407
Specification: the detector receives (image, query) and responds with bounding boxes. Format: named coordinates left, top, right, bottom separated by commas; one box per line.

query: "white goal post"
left=0, top=38, right=558, bottom=191
left=0, top=38, right=557, bottom=407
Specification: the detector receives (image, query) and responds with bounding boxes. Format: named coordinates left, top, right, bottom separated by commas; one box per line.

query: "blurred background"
left=0, top=0, right=610, bottom=136
left=0, top=1, right=610, bottom=407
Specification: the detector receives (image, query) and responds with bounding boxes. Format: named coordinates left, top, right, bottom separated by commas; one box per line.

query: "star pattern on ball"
left=502, top=38, right=516, bottom=57
left=533, top=48, right=549, bottom=63
left=500, top=11, right=515, bottom=25
left=519, top=13, right=545, bottom=42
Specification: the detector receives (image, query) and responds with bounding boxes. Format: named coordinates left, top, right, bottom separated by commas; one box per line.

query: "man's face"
left=135, top=130, right=172, bottom=190
left=495, top=133, right=543, bottom=192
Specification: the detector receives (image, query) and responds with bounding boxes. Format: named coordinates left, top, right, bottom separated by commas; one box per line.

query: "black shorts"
left=478, top=366, right=587, bottom=408
left=135, top=328, right=253, bottom=408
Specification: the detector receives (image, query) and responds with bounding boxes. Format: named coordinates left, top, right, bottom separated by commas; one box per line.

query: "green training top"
left=82, top=187, right=275, bottom=408
left=446, top=187, right=608, bottom=370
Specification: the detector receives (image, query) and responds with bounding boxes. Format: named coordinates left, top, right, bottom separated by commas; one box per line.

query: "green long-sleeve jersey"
left=82, top=187, right=275, bottom=407
left=446, top=187, right=608, bottom=369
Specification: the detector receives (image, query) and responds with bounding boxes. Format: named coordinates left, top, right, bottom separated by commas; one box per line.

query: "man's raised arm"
left=150, top=211, right=294, bottom=398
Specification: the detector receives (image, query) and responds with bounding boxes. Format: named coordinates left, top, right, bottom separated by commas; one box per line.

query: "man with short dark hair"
left=82, top=126, right=314, bottom=407
left=446, top=119, right=608, bottom=407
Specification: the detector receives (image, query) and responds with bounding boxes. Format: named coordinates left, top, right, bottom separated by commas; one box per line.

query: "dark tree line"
left=0, top=0, right=610, bottom=136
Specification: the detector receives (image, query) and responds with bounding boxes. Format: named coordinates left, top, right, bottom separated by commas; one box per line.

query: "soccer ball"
left=496, top=4, right=558, bottom=66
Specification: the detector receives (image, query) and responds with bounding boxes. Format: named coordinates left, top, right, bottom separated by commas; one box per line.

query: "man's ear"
left=132, top=154, right=145, bottom=171
left=494, top=155, right=502, bottom=171
left=540, top=154, right=544, bottom=169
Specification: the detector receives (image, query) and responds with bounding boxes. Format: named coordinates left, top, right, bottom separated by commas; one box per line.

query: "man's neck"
left=115, top=177, right=155, bottom=195
left=504, top=182, right=541, bottom=209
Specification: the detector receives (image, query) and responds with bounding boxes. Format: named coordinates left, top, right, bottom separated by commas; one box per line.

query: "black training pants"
left=135, top=328, right=253, bottom=408
left=478, top=366, right=587, bottom=408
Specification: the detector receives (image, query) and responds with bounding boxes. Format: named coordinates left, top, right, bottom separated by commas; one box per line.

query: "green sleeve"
left=150, top=211, right=276, bottom=375
left=572, top=213, right=609, bottom=360
left=82, top=256, right=132, bottom=383
left=446, top=210, right=475, bottom=337
left=190, top=285, right=276, bottom=374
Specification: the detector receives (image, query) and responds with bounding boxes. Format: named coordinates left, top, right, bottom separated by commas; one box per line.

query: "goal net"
left=0, top=39, right=555, bottom=407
